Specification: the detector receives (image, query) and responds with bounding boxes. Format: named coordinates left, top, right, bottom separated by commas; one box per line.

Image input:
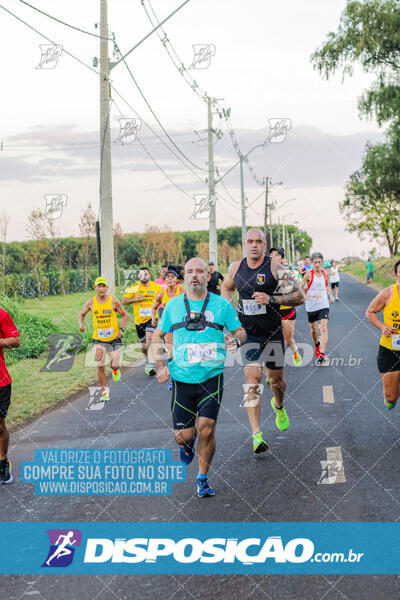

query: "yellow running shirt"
left=380, top=284, right=400, bottom=350
left=161, top=284, right=182, bottom=306
left=92, top=295, right=119, bottom=342
left=124, top=281, right=162, bottom=325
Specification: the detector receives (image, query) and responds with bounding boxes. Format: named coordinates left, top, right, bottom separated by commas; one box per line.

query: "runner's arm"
left=0, top=335, right=20, bottom=349
left=325, top=281, right=335, bottom=303
left=78, top=299, right=92, bottom=331
left=221, top=261, right=240, bottom=302
left=231, top=326, right=246, bottom=345
left=270, top=259, right=305, bottom=306
left=151, top=327, right=170, bottom=383
left=113, top=298, right=128, bottom=329
left=151, top=291, right=163, bottom=321
left=300, top=272, right=311, bottom=289
left=366, top=288, right=394, bottom=336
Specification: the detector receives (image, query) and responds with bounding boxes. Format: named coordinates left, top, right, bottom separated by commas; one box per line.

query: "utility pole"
left=291, top=233, right=295, bottom=264
left=240, top=155, right=246, bottom=256
left=207, top=95, right=217, bottom=266
left=263, top=176, right=269, bottom=244
left=282, top=219, right=285, bottom=252
left=99, top=0, right=115, bottom=291
left=269, top=206, right=273, bottom=248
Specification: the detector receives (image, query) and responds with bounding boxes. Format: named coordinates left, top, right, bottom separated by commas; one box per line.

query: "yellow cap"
left=95, top=276, right=108, bottom=287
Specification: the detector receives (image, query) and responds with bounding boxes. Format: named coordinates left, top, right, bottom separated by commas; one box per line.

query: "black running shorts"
left=135, top=319, right=154, bottom=342
left=92, top=337, right=122, bottom=352
left=239, top=331, right=285, bottom=370
left=0, top=384, right=11, bottom=418
left=307, top=308, right=329, bottom=323
left=171, top=373, right=223, bottom=429
left=377, top=345, right=400, bottom=374
left=280, top=308, right=296, bottom=321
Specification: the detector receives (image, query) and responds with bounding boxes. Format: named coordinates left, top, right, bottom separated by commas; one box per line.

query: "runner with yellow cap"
left=79, top=276, right=128, bottom=402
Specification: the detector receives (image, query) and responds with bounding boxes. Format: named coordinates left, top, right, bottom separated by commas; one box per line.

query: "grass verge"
left=342, top=257, right=400, bottom=291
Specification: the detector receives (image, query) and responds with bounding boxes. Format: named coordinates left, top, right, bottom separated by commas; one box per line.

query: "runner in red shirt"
left=0, top=307, right=21, bottom=484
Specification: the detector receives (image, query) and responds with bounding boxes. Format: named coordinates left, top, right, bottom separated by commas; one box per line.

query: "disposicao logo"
left=42, top=529, right=82, bottom=568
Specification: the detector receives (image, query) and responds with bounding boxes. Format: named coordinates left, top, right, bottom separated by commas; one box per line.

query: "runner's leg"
left=320, top=318, right=329, bottom=354
left=266, top=367, right=286, bottom=408
left=196, top=416, right=216, bottom=476
left=381, top=371, right=400, bottom=405
left=310, top=321, right=319, bottom=345
left=243, top=364, right=262, bottom=434
left=0, top=417, right=9, bottom=460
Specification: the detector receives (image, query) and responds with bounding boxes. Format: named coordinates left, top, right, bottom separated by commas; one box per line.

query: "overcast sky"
left=0, top=0, right=385, bottom=258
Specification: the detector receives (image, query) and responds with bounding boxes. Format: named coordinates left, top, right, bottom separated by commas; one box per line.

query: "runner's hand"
left=252, top=292, right=270, bottom=304
left=224, top=334, right=238, bottom=354
left=79, top=325, right=85, bottom=332
left=116, top=330, right=124, bottom=339
left=157, top=365, right=170, bottom=383
left=135, top=294, right=144, bottom=301
left=382, top=325, right=396, bottom=337
left=329, top=295, right=335, bottom=304
left=151, top=317, right=158, bottom=327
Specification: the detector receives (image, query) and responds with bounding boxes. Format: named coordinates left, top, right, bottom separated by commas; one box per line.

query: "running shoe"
left=271, top=397, right=289, bottom=431
left=167, top=378, right=173, bottom=390
left=145, top=363, right=155, bottom=376
left=0, top=459, right=13, bottom=484
left=112, top=368, right=121, bottom=382
left=317, top=354, right=329, bottom=366
left=293, top=351, right=302, bottom=367
left=179, top=434, right=197, bottom=465
left=314, top=343, right=321, bottom=358
left=100, top=390, right=110, bottom=402
left=197, top=477, right=215, bottom=497
left=385, top=399, right=397, bottom=411
left=147, top=363, right=157, bottom=376
left=252, top=432, right=269, bottom=453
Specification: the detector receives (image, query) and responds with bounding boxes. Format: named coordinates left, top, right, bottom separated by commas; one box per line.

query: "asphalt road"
left=2, top=274, right=400, bottom=599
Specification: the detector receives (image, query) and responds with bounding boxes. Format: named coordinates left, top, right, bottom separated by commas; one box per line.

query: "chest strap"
left=171, top=292, right=224, bottom=332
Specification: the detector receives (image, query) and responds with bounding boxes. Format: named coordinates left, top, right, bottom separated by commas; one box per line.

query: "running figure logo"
left=266, top=118, right=291, bottom=143
left=189, top=44, right=216, bottom=69
left=123, top=269, right=138, bottom=290
left=190, top=195, right=215, bottom=219
left=86, top=387, right=108, bottom=411
left=36, top=44, right=63, bottom=69
left=42, top=529, right=82, bottom=568
left=116, top=118, right=142, bottom=144
left=43, top=194, right=68, bottom=220
left=41, top=334, right=82, bottom=373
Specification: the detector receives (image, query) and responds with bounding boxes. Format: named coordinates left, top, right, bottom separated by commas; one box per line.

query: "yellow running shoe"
left=112, top=368, right=121, bottom=382
left=293, top=351, right=302, bottom=367
left=271, top=397, right=289, bottom=431
left=252, top=432, right=269, bottom=453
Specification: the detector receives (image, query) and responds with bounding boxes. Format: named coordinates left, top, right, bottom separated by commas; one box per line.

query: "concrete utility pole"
left=240, top=155, right=246, bottom=257
left=99, top=0, right=115, bottom=291
left=207, top=95, right=217, bottom=266
left=263, top=176, right=269, bottom=244
left=291, top=233, right=295, bottom=264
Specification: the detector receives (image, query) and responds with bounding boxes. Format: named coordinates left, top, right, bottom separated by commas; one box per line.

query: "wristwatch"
left=234, top=337, right=241, bottom=348
left=120, top=327, right=125, bottom=332
left=269, top=296, right=277, bottom=305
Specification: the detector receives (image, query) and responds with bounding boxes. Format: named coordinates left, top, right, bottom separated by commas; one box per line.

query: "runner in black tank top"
left=234, top=256, right=282, bottom=339
left=222, top=228, right=305, bottom=455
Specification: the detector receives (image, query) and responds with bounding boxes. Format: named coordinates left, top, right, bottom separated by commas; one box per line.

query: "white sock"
left=290, top=344, right=298, bottom=354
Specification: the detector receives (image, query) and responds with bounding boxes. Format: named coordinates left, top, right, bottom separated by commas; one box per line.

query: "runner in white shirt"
left=301, top=252, right=335, bottom=365
left=329, top=260, right=340, bottom=301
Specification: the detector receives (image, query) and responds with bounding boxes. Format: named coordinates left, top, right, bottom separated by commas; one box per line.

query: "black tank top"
left=234, top=256, right=281, bottom=338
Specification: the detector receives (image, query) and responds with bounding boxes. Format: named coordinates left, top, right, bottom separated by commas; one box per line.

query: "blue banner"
left=0, top=522, right=398, bottom=574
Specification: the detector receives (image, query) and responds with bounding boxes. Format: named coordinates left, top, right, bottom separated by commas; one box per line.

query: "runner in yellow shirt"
left=79, top=277, right=128, bottom=402
left=122, top=267, right=162, bottom=376
left=366, top=260, right=400, bottom=410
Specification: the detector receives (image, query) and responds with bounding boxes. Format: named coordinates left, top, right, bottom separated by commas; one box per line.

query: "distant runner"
left=329, top=260, right=341, bottom=301
left=151, top=258, right=246, bottom=497
left=366, top=258, right=374, bottom=284
left=79, top=277, right=128, bottom=402
left=123, top=267, right=162, bottom=376
left=155, top=264, right=168, bottom=289
left=222, top=229, right=305, bottom=454
left=366, top=260, right=400, bottom=410
left=302, top=252, right=335, bottom=366
left=207, top=262, right=224, bottom=296
left=0, top=306, right=20, bottom=484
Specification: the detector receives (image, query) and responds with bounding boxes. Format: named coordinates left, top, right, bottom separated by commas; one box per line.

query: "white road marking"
left=317, top=446, right=346, bottom=484
left=323, top=385, right=334, bottom=404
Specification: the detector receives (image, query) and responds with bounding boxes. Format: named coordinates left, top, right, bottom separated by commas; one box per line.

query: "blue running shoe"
left=197, top=477, right=215, bottom=498
left=167, top=378, right=172, bottom=390
left=179, top=434, right=196, bottom=465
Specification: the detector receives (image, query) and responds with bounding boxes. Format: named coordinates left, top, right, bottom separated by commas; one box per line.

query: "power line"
left=18, top=0, right=112, bottom=40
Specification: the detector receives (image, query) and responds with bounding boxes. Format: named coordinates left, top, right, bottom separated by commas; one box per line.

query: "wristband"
left=269, top=296, right=277, bottom=305
left=120, top=327, right=125, bottom=332
left=234, top=337, right=241, bottom=348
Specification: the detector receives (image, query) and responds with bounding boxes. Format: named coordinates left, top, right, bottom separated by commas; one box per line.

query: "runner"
left=222, top=228, right=305, bottom=454
left=207, top=262, right=224, bottom=296
left=366, top=260, right=400, bottom=410
left=79, top=277, right=128, bottom=402
left=0, top=305, right=20, bottom=484
left=329, top=260, right=341, bottom=301
left=155, top=265, right=168, bottom=289
left=366, top=258, right=374, bottom=284
left=269, top=250, right=302, bottom=369
left=151, top=258, right=246, bottom=497
left=122, top=267, right=162, bottom=376
left=303, top=256, right=312, bottom=272
left=301, top=252, right=335, bottom=366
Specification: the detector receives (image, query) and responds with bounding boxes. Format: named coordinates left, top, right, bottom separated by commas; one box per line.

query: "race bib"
left=97, top=327, right=113, bottom=339
left=187, top=342, right=218, bottom=363
left=242, top=299, right=266, bottom=316
left=140, top=307, right=152, bottom=317
left=392, top=334, right=400, bottom=350
left=310, top=293, right=323, bottom=301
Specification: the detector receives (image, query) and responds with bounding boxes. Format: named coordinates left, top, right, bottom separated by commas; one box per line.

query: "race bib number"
left=97, top=327, right=113, bottom=339
left=310, top=293, right=323, bottom=301
left=242, top=299, right=266, bottom=316
left=187, top=342, right=218, bottom=363
left=392, top=334, right=400, bottom=350
left=140, top=307, right=152, bottom=317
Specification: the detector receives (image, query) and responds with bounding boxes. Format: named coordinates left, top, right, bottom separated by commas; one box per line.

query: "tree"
left=78, top=203, right=96, bottom=290
left=0, top=214, right=9, bottom=292
left=141, top=226, right=183, bottom=265
left=44, top=216, right=68, bottom=294
left=26, top=209, right=48, bottom=297
left=311, top=0, right=400, bottom=128
left=341, top=132, right=400, bottom=255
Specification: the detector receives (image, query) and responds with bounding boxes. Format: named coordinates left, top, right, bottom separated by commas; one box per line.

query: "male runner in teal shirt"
left=151, top=257, right=246, bottom=498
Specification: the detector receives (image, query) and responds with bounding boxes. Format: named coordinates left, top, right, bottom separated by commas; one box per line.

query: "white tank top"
left=329, top=266, right=340, bottom=283
left=306, top=271, right=329, bottom=312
